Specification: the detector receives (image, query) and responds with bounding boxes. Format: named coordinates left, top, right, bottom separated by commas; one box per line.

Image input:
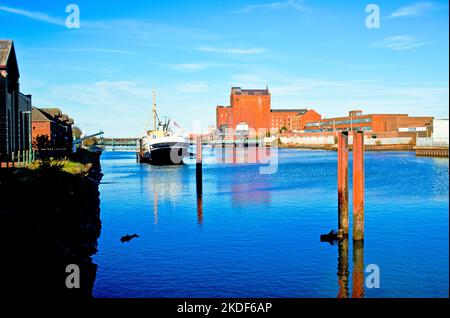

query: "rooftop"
left=0, top=40, right=13, bottom=67
left=32, top=107, right=54, bottom=122
left=231, top=86, right=270, bottom=96
left=40, top=108, right=62, bottom=118
left=271, top=109, right=308, bottom=114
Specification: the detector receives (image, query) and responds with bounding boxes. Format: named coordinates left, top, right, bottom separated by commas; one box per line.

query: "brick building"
left=32, top=107, right=74, bottom=152
left=273, top=108, right=321, bottom=132
left=304, top=110, right=434, bottom=137
left=0, top=40, right=32, bottom=160
left=216, top=87, right=321, bottom=134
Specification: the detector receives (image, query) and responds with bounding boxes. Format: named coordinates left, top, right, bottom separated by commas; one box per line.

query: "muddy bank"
left=0, top=150, right=102, bottom=299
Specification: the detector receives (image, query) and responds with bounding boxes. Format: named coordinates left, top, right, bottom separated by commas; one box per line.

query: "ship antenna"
left=152, top=90, right=157, bottom=131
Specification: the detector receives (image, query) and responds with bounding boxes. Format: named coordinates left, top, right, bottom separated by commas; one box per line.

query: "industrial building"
left=216, top=87, right=321, bottom=134
left=304, top=110, right=434, bottom=138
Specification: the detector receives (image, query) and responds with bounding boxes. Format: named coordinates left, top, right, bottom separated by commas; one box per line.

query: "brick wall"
left=230, top=91, right=271, bottom=130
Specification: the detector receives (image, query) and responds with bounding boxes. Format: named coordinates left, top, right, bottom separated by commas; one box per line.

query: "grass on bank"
left=27, top=159, right=91, bottom=176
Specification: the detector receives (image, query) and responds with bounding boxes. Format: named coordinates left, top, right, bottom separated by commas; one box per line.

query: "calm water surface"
left=92, top=149, right=449, bottom=297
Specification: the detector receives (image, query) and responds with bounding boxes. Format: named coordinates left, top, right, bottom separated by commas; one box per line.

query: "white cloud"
left=197, top=46, right=266, bottom=55
left=227, top=71, right=448, bottom=118
left=232, top=0, right=308, bottom=14
left=373, top=36, right=432, bottom=51
left=33, top=48, right=140, bottom=55
left=170, top=63, right=211, bottom=71
left=0, top=5, right=215, bottom=42
left=176, top=82, right=210, bottom=93
left=0, top=4, right=65, bottom=26
left=387, top=2, right=444, bottom=19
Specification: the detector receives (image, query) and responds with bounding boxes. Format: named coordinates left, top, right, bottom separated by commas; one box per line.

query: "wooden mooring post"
left=196, top=136, right=202, bottom=197
left=337, top=131, right=349, bottom=238
left=353, top=131, right=365, bottom=241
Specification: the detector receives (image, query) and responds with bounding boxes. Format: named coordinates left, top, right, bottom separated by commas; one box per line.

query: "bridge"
left=97, top=138, right=140, bottom=152
left=95, top=137, right=265, bottom=152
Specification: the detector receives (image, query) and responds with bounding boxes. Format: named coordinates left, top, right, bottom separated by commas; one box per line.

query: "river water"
left=92, top=149, right=449, bottom=297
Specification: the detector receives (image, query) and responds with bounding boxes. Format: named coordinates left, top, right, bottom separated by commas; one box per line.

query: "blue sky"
left=1, top=0, right=448, bottom=137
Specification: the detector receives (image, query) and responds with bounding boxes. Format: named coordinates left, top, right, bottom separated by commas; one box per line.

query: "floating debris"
left=120, top=234, right=139, bottom=243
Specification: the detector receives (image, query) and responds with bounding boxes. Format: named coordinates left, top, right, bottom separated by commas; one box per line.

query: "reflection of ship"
left=140, top=91, right=189, bottom=165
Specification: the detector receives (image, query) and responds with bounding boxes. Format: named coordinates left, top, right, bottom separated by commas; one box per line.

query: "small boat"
left=140, top=91, right=189, bottom=165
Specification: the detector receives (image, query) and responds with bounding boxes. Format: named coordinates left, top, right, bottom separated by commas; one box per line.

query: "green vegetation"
left=72, top=126, right=82, bottom=139
left=28, top=159, right=91, bottom=176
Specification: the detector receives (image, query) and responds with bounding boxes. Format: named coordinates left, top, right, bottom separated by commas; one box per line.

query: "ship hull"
left=141, top=141, right=189, bottom=165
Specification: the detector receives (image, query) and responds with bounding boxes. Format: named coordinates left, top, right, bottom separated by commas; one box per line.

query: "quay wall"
left=0, top=149, right=102, bottom=299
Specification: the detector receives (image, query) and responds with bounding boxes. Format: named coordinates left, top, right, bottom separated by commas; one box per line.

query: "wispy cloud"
left=229, top=72, right=448, bottom=117
left=386, top=2, right=444, bottom=19
left=176, top=82, right=210, bottom=93
left=197, top=46, right=267, bottom=55
left=0, top=5, right=215, bottom=42
left=373, top=36, right=432, bottom=50
left=170, top=63, right=211, bottom=71
left=231, top=0, right=308, bottom=14
left=33, top=48, right=140, bottom=55
left=0, top=4, right=65, bottom=26
left=39, top=80, right=153, bottom=136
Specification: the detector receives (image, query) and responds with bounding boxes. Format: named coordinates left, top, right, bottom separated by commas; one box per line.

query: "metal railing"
left=0, top=150, right=36, bottom=168
left=416, top=137, right=449, bottom=147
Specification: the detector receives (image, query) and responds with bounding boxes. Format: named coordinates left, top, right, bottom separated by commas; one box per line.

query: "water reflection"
left=231, top=182, right=271, bottom=207
left=352, top=240, right=365, bottom=298
left=214, top=146, right=272, bottom=165
left=147, top=166, right=187, bottom=201
left=337, top=238, right=349, bottom=298
left=336, top=238, right=365, bottom=298
left=197, top=196, right=203, bottom=225
left=153, top=191, right=158, bottom=225
left=146, top=166, right=190, bottom=224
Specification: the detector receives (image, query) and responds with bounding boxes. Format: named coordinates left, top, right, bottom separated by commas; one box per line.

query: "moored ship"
left=140, top=91, right=189, bottom=165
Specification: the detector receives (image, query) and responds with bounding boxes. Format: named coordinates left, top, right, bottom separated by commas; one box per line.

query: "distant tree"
left=33, top=135, right=52, bottom=168
left=72, top=126, right=82, bottom=139
left=83, top=138, right=99, bottom=147
left=279, top=126, right=288, bottom=133
left=33, top=135, right=52, bottom=151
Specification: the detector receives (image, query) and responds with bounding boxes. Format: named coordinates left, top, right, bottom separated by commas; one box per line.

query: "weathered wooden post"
left=353, top=131, right=364, bottom=241
left=25, top=150, right=29, bottom=164
left=338, top=131, right=349, bottom=238
left=196, top=136, right=202, bottom=197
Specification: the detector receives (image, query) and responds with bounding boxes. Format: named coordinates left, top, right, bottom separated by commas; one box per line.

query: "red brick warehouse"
left=216, top=86, right=321, bottom=134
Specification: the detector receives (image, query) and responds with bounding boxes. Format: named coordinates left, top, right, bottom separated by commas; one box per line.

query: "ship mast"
left=152, top=90, right=157, bottom=131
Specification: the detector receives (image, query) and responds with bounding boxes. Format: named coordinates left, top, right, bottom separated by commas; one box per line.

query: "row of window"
left=305, top=117, right=372, bottom=127
left=305, top=126, right=372, bottom=132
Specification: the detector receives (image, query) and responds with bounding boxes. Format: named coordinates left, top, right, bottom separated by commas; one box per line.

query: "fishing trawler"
left=140, top=91, right=190, bottom=165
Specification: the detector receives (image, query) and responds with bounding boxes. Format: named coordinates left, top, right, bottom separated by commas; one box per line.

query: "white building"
left=417, top=118, right=449, bottom=147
